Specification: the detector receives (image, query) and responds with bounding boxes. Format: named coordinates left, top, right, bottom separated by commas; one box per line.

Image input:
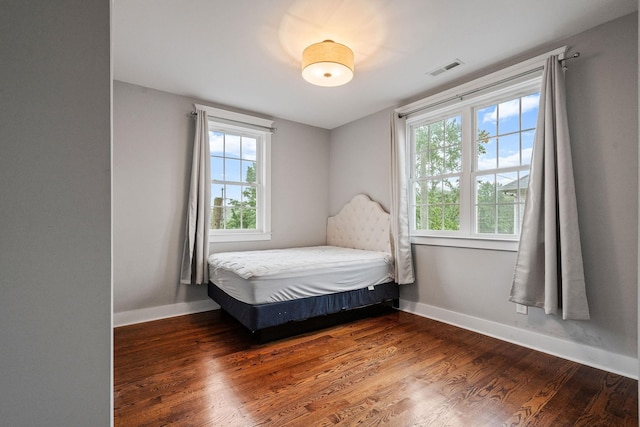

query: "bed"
left=207, top=194, right=399, bottom=339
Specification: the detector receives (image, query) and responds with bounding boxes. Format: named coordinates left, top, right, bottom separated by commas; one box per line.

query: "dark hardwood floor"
left=114, top=309, right=638, bottom=426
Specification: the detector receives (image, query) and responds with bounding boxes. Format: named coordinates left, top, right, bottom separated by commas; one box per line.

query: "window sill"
left=210, top=232, right=272, bottom=243
left=411, top=235, right=519, bottom=252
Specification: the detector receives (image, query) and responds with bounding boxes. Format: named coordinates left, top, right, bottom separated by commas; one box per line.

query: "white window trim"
left=411, top=235, right=520, bottom=251
left=195, top=104, right=274, bottom=131
left=396, top=46, right=566, bottom=251
left=196, top=104, right=273, bottom=243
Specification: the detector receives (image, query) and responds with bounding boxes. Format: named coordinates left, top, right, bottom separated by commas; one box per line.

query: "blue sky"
left=477, top=93, right=539, bottom=173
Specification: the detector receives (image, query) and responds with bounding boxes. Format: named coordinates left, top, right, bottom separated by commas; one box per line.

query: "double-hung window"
left=198, top=105, right=273, bottom=243
left=401, top=48, right=564, bottom=250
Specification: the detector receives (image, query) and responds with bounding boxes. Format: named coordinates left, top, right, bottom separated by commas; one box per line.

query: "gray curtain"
left=390, top=113, right=415, bottom=284
left=180, top=109, right=211, bottom=285
left=510, top=55, right=590, bottom=320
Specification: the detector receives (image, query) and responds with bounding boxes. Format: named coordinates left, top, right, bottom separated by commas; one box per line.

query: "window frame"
left=196, top=104, right=272, bottom=243
left=398, top=47, right=566, bottom=251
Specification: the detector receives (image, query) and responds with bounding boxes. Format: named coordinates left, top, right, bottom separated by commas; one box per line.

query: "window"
left=399, top=48, right=564, bottom=250
left=198, top=104, right=272, bottom=242
left=409, top=85, right=540, bottom=249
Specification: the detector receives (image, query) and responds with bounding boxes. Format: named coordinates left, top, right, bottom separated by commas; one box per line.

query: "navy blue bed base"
left=207, top=281, right=399, bottom=332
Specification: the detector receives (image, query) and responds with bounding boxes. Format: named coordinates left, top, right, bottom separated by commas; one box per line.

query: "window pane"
left=519, top=172, right=529, bottom=203
left=443, top=205, right=460, bottom=231
left=521, top=93, right=540, bottom=130
left=498, top=98, right=520, bottom=135
left=497, top=171, right=519, bottom=201
left=242, top=185, right=257, bottom=208
left=414, top=153, right=429, bottom=178
left=428, top=205, right=443, bottom=231
left=518, top=202, right=525, bottom=230
left=443, top=177, right=460, bottom=231
left=225, top=134, right=241, bottom=159
left=224, top=184, right=242, bottom=205
left=414, top=206, right=428, bottom=230
left=497, top=204, right=517, bottom=234
left=427, top=179, right=443, bottom=203
left=477, top=205, right=496, bottom=234
left=211, top=156, right=224, bottom=180
left=476, top=127, right=491, bottom=169
left=223, top=207, right=239, bottom=229
left=415, top=126, right=429, bottom=152
left=476, top=175, right=496, bottom=204
left=477, top=105, right=497, bottom=137
left=242, top=161, right=256, bottom=183
left=429, top=121, right=444, bottom=147
left=211, top=192, right=224, bottom=230
left=429, top=148, right=445, bottom=176
left=413, top=181, right=427, bottom=205
left=414, top=204, right=428, bottom=230
left=498, top=134, right=520, bottom=168
left=242, top=208, right=257, bottom=229
left=210, top=131, right=224, bottom=155
left=522, top=130, right=535, bottom=165
left=477, top=137, right=497, bottom=170
left=443, top=177, right=460, bottom=204
left=445, top=145, right=461, bottom=173
left=242, top=137, right=257, bottom=161
left=212, top=183, right=224, bottom=202
left=225, top=158, right=241, bottom=182
left=445, top=116, right=462, bottom=145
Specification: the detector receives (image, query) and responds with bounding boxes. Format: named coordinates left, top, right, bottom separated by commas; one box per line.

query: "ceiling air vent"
left=428, top=59, right=463, bottom=77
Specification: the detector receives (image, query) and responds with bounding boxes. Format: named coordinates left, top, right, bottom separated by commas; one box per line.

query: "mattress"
left=208, top=245, right=394, bottom=305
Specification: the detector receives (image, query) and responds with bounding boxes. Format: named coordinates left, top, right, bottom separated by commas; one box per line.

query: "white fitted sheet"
left=208, top=246, right=394, bottom=305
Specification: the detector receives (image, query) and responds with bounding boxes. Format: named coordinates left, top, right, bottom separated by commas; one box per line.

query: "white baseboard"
left=113, top=299, right=220, bottom=328
left=399, top=299, right=638, bottom=380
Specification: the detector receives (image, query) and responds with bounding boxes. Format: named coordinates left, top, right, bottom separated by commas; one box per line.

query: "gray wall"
left=113, top=82, right=330, bottom=313
left=0, top=1, right=112, bottom=426
left=329, top=108, right=392, bottom=214
left=330, top=14, right=638, bottom=361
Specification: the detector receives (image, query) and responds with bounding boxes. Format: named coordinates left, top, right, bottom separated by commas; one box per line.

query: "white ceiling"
left=113, top=0, right=637, bottom=130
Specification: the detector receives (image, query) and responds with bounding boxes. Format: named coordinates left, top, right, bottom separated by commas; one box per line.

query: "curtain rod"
left=189, top=111, right=276, bottom=133
left=398, top=52, right=580, bottom=119
left=559, top=52, right=580, bottom=66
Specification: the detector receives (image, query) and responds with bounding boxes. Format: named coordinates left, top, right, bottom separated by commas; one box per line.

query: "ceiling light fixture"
left=301, top=40, right=354, bottom=87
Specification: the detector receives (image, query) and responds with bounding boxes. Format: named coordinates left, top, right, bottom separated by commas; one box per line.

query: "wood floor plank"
left=114, top=310, right=638, bottom=426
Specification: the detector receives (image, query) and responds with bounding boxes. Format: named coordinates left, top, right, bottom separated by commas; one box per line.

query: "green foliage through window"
left=413, top=115, right=465, bottom=232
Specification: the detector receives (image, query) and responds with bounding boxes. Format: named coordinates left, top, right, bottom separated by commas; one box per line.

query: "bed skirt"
left=208, top=281, right=399, bottom=333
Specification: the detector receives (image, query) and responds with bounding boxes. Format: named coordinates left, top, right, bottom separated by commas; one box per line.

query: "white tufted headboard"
left=326, top=194, right=392, bottom=254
